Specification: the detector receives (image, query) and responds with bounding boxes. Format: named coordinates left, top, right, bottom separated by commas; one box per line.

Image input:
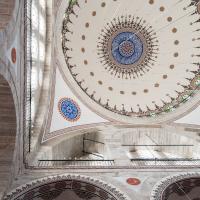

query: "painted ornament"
left=58, top=98, right=81, bottom=122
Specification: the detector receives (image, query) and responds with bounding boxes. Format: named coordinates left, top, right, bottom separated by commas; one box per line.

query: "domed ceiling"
left=59, top=0, right=200, bottom=123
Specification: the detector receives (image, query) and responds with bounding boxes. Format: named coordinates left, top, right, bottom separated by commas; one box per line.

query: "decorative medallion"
left=58, top=98, right=81, bottom=122
left=11, top=48, right=16, bottom=64
left=61, top=0, right=200, bottom=123
left=126, top=178, right=141, bottom=186
left=97, top=16, right=158, bottom=79
left=151, top=173, right=200, bottom=200
left=4, top=174, right=130, bottom=200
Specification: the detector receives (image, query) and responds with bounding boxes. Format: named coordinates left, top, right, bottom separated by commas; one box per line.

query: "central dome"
left=60, top=0, right=200, bottom=123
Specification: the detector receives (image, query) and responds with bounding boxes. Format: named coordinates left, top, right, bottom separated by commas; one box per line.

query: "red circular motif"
left=11, top=48, right=16, bottom=64
left=126, top=178, right=141, bottom=185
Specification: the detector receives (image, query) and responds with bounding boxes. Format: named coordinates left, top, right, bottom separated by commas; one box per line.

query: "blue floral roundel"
left=112, top=32, right=143, bottom=65
left=58, top=98, right=81, bottom=122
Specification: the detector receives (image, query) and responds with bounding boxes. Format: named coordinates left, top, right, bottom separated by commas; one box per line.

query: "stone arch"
left=0, top=0, right=15, bottom=31
left=0, top=0, right=21, bottom=47
left=4, top=174, right=130, bottom=200
left=0, top=74, right=16, bottom=198
left=151, top=172, right=200, bottom=200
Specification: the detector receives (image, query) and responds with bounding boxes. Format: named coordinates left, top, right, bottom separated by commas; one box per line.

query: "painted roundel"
left=61, top=0, right=200, bottom=123
left=127, top=178, right=141, bottom=186
left=58, top=98, right=81, bottom=122
left=11, top=48, right=16, bottom=64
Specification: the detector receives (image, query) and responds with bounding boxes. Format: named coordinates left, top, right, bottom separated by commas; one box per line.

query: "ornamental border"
left=150, top=172, right=200, bottom=200
left=3, top=174, right=130, bottom=200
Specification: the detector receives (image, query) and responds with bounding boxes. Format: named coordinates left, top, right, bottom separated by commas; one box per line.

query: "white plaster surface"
left=175, top=106, right=200, bottom=125
left=50, top=68, right=107, bottom=132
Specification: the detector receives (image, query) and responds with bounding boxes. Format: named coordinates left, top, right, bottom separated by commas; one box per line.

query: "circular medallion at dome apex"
left=61, top=0, right=200, bottom=123
left=58, top=98, right=81, bottom=122
left=97, top=16, right=158, bottom=78
left=118, top=39, right=136, bottom=59
left=112, top=32, right=144, bottom=65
